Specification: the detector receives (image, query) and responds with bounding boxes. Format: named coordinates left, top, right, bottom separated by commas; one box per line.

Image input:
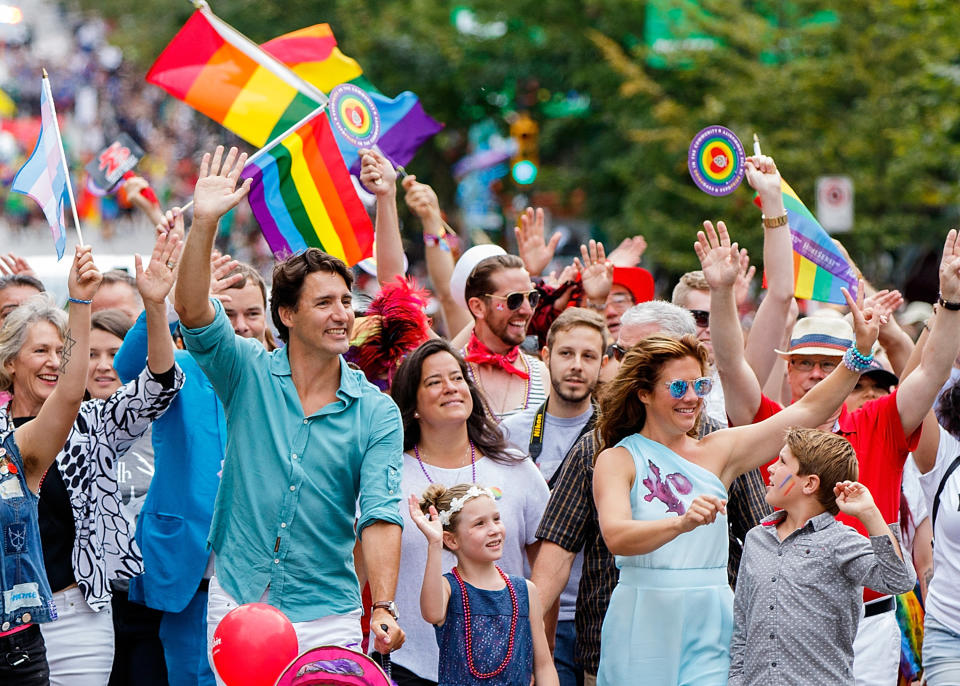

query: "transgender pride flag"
left=12, top=75, right=70, bottom=259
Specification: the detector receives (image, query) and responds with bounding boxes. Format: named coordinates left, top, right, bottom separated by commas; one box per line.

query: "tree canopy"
left=77, top=0, right=960, bottom=294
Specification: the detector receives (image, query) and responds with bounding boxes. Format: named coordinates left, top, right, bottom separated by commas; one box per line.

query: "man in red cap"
left=599, top=266, right=654, bottom=339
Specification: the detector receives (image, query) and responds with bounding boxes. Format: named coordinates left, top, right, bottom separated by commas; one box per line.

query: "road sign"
left=816, top=175, right=854, bottom=233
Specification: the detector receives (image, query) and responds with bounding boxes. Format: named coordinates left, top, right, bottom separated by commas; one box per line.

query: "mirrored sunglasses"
left=485, top=289, right=541, bottom=310
left=688, top=309, right=710, bottom=328
left=664, top=376, right=713, bottom=399
left=607, top=342, right=628, bottom=361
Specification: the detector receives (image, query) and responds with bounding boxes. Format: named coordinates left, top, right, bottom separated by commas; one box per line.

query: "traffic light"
left=510, top=112, right=539, bottom=185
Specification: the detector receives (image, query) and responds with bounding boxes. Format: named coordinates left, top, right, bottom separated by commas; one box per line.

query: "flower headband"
left=438, top=486, right=496, bottom=526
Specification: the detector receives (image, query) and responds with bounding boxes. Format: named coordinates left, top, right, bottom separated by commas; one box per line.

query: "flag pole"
left=42, top=68, right=84, bottom=246
left=178, top=104, right=327, bottom=213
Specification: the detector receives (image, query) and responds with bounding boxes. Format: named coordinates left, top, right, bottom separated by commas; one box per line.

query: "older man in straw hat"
left=706, top=224, right=960, bottom=686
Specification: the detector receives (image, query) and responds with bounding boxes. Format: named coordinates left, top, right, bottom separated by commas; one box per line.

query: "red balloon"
left=212, top=603, right=299, bottom=686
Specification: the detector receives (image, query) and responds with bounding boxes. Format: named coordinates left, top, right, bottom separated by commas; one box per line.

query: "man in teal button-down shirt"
left=174, top=147, right=405, bottom=666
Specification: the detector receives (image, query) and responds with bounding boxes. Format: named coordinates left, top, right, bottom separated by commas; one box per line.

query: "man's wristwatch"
left=761, top=213, right=789, bottom=229
left=372, top=600, right=399, bottom=620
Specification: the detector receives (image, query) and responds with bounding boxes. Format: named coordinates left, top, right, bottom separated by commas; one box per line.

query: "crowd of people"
left=0, top=141, right=958, bottom=686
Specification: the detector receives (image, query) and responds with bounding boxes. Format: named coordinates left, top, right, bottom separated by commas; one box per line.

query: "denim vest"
left=0, top=431, right=57, bottom=629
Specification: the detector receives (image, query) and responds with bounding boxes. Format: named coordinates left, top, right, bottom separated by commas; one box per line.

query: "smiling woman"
left=0, top=231, right=185, bottom=686
left=379, top=339, right=550, bottom=685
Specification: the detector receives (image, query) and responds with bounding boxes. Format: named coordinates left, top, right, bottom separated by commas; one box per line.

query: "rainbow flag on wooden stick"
left=755, top=180, right=859, bottom=304
left=146, top=9, right=441, bottom=171
left=240, top=111, right=374, bottom=265
left=145, top=9, right=333, bottom=147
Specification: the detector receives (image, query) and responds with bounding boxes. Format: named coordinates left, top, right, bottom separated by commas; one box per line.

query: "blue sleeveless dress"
left=435, top=572, right=533, bottom=686
left=597, top=434, right=733, bottom=686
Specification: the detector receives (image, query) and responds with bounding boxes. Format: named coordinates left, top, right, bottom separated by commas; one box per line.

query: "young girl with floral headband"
left=408, top=484, right=558, bottom=686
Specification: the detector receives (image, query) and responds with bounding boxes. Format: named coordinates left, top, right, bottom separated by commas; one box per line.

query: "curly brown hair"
left=595, top=334, right=709, bottom=455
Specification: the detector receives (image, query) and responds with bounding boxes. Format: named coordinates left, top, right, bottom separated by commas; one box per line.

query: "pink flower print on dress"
left=641, top=460, right=690, bottom=515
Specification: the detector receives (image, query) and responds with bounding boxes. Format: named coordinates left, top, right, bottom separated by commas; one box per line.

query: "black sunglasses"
left=688, top=309, right=710, bottom=328
left=484, top=290, right=541, bottom=310
left=607, top=342, right=628, bottom=361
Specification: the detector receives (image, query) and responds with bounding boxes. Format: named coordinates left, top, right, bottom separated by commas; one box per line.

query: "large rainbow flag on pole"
left=240, top=110, right=374, bottom=265
left=146, top=8, right=441, bottom=171
left=755, top=180, right=859, bottom=304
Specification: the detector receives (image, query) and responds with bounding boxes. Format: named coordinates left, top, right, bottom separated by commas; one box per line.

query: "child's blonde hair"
left=419, top=483, right=495, bottom=550
left=785, top=427, right=859, bottom=515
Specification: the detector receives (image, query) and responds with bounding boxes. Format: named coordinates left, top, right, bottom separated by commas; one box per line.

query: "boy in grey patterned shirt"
left=728, top=428, right=915, bottom=686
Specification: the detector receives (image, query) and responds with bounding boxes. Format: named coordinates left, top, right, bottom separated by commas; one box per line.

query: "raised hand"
left=734, top=247, right=756, bottom=307
left=208, top=253, right=242, bottom=305
left=402, top=175, right=441, bottom=222
left=68, top=245, right=102, bottom=302
left=694, top=220, right=741, bottom=290
left=359, top=147, right=397, bottom=195
left=574, top=239, right=613, bottom=304
left=136, top=230, right=183, bottom=304
left=863, top=289, right=900, bottom=331
left=0, top=253, right=37, bottom=278
left=193, top=146, right=253, bottom=224
left=744, top=155, right=785, bottom=215
left=515, top=207, right=561, bottom=277
left=408, top=493, right=444, bottom=545
left=607, top=235, right=647, bottom=268
left=938, top=229, right=960, bottom=303
left=156, top=207, right=186, bottom=240
left=677, top=495, right=727, bottom=533
left=834, top=481, right=878, bottom=518
left=842, top=279, right=880, bottom=354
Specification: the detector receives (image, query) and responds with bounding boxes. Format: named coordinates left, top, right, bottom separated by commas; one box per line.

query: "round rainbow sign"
left=328, top=84, right=381, bottom=147
left=687, top=125, right=746, bottom=196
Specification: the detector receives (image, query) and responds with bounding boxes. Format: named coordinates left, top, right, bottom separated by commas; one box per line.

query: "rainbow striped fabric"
left=146, top=9, right=441, bottom=172
left=146, top=10, right=341, bottom=147
left=260, top=26, right=443, bottom=174
left=239, top=112, right=374, bottom=265
left=756, top=180, right=859, bottom=304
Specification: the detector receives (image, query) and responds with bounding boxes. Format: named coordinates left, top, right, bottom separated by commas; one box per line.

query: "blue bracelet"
left=842, top=346, right=874, bottom=373
left=68, top=297, right=93, bottom=305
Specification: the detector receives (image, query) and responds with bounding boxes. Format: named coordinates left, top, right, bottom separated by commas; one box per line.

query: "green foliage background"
left=77, top=0, right=960, bottom=294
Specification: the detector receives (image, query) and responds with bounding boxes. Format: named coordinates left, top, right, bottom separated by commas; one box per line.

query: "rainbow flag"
left=259, top=24, right=362, bottom=94
left=261, top=28, right=443, bottom=174
left=755, top=180, right=858, bottom=304
left=239, top=111, right=374, bottom=266
left=145, top=9, right=333, bottom=147
left=895, top=586, right=924, bottom=686
left=147, top=10, right=441, bottom=171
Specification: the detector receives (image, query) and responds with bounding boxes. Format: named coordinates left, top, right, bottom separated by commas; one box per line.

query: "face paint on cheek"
left=779, top=474, right=795, bottom=495
left=496, top=302, right=505, bottom=311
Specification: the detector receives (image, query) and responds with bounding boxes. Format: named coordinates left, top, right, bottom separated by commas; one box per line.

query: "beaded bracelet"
left=423, top=233, right=451, bottom=252
left=67, top=297, right=93, bottom=305
left=842, top=346, right=874, bottom=373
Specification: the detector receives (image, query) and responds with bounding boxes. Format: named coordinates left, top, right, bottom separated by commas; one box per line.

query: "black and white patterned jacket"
left=0, top=365, right=184, bottom=611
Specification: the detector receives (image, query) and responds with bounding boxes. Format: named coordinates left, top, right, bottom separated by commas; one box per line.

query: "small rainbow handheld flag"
left=240, top=111, right=374, bottom=266
left=755, top=180, right=859, bottom=304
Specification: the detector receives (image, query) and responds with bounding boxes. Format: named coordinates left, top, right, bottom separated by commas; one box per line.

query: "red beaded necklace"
left=451, top=565, right=518, bottom=679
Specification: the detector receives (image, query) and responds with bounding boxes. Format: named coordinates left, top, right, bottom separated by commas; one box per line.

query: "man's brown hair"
left=463, top=254, right=525, bottom=308
left=545, top=307, right=608, bottom=352
left=785, top=427, right=859, bottom=515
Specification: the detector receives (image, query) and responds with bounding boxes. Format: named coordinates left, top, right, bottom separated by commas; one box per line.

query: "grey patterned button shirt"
left=728, top=511, right=915, bottom=686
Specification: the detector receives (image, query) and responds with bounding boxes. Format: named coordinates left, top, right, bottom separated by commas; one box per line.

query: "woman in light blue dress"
left=592, top=317, right=876, bottom=684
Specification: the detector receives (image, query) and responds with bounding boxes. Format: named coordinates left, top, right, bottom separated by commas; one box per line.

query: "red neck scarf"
left=464, top=333, right=529, bottom=379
